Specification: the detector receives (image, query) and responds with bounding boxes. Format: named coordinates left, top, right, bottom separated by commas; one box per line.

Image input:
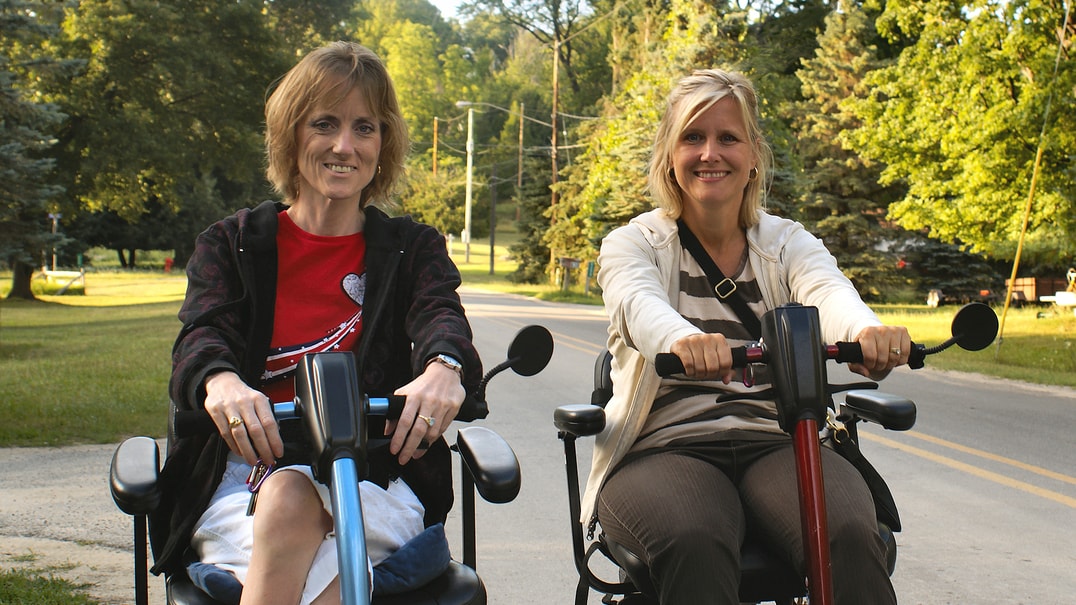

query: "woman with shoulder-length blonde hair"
left=647, top=69, right=773, bottom=228
left=585, top=67, right=907, bottom=604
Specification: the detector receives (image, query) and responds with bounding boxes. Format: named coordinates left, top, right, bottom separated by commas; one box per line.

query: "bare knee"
left=253, top=471, right=331, bottom=543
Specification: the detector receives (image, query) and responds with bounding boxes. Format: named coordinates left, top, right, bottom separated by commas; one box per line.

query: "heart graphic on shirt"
left=342, top=272, right=366, bottom=307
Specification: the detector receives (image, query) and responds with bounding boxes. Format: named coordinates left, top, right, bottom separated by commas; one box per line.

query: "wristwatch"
left=427, top=353, right=463, bottom=377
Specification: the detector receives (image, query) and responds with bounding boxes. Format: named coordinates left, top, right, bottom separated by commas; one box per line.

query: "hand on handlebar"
left=203, top=371, right=283, bottom=466
left=847, top=325, right=911, bottom=381
left=387, top=362, right=465, bottom=464
left=669, top=333, right=737, bottom=384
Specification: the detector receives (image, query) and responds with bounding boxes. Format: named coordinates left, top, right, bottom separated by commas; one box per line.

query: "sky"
left=429, top=0, right=463, bottom=19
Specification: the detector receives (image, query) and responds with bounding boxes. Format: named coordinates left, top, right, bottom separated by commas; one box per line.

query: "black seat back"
left=591, top=350, right=614, bottom=407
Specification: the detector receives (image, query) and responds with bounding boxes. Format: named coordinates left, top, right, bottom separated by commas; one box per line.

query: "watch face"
left=432, top=354, right=462, bottom=374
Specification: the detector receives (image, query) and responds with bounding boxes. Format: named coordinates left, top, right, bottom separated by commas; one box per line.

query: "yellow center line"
left=862, top=432, right=1076, bottom=510
left=902, top=430, right=1076, bottom=487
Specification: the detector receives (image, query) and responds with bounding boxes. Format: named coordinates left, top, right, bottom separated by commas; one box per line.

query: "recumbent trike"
left=111, top=325, right=554, bottom=605
left=554, top=302, right=998, bottom=604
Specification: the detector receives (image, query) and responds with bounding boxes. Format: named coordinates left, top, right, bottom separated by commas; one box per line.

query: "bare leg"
left=310, top=577, right=341, bottom=605
left=239, top=471, right=334, bottom=605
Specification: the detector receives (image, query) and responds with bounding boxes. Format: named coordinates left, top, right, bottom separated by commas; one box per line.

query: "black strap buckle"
left=713, top=278, right=737, bottom=299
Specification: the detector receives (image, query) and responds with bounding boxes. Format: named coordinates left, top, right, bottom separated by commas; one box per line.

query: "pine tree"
left=792, top=1, right=909, bottom=300
left=0, top=1, right=70, bottom=299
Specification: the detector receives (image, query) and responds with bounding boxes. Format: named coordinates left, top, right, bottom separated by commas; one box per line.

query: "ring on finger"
left=228, top=416, right=243, bottom=429
left=417, top=414, right=436, bottom=428
left=889, top=347, right=901, bottom=356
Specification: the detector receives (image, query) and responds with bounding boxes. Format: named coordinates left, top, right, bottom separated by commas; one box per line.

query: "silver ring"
left=417, top=414, right=436, bottom=428
left=890, top=347, right=901, bottom=356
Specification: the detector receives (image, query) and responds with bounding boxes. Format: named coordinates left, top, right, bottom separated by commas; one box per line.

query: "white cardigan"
left=582, top=208, right=882, bottom=523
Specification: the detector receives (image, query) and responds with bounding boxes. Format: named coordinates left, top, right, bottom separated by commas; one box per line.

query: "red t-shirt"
left=261, top=210, right=366, bottom=402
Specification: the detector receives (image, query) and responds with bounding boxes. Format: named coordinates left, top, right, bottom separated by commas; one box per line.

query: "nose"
left=332, top=129, right=357, bottom=154
left=699, top=139, right=720, bottom=162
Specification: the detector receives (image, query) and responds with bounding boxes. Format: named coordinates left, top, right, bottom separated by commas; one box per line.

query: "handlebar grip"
left=654, top=353, right=685, bottom=377
left=654, top=347, right=751, bottom=377
left=383, top=395, right=405, bottom=418
left=833, top=341, right=864, bottom=364
left=730, top=347, right=748, bottom=369
left=173, top=410, right=216, bottom=439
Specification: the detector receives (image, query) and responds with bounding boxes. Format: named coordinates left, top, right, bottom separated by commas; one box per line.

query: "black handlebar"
left=654, top=341, right=929, bottom=378
left=173, top=394, right=409, bottom=439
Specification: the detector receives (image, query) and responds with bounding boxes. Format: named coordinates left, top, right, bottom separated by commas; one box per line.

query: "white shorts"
left=191, top=454, right=425, bottom=605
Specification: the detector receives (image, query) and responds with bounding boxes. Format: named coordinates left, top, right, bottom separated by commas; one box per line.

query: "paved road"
left=2, top=289, right=1074, bottom=604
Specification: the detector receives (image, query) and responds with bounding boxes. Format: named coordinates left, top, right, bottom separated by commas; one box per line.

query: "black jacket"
left=151, top=200, right=482, bottom=575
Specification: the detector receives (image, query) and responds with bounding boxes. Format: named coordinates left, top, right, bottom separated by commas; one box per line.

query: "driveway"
left=0, top=442, right=165, bottom=604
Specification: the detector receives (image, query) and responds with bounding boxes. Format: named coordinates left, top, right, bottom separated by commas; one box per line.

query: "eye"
left=311, top=119, right=336, bottom=132
left=720, top=133, right=739, bottom=144
left=356, top=122, right=378, bottom=135
left=683, top=132, right=704, bottom=144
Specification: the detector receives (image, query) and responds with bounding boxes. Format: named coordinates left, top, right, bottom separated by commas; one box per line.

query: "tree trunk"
left=115, top=248, right=128, bottom=268
left=6, top=260, right=37, bottom=300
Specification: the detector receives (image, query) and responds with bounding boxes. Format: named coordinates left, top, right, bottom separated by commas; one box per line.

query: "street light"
left=454, top=101, right=553, bottom=268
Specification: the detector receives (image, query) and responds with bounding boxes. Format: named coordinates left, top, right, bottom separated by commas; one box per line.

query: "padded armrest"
left=554, top=404, right=606, bottom=437
left=110, top=436, right=162, bottom=515
left=455, top=426, right=521, bottom=504
left=841, top=390, right=917, bottom=431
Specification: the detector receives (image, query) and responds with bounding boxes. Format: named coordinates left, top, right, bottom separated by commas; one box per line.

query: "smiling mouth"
left=696, top=170, right=730, bottom=178
left=326, top=164, right=356, bottom=173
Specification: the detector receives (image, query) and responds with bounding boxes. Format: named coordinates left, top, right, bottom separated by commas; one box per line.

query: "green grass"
left=0, top=568, right=98, bottom=604
left=873, top=304, right=1076, bottom=386
left=0, top=272, right=184, bottom=446
left=2, top=264, right=1074, bottom=448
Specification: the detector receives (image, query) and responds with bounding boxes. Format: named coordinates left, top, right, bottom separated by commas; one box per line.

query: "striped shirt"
left=630, top=247, right=785, bottom=453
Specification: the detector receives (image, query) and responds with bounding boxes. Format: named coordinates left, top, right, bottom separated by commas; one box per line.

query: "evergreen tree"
left=508, top=154, right=553, bottom=283
left=0, top=0, right=71, bottom=299
left=792, top=0, right=909, bottom=300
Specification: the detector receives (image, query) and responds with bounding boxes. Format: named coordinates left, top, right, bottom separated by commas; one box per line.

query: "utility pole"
left=432, top=116, right=439, bottom=176
left=550, top=38, right=559, bottom=224
left=517, top=101, right=524, bottom=221
left=464, top=107, right=474, bottom=264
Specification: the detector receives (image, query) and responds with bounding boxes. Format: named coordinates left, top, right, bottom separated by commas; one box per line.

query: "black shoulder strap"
left=676, top=219, right=762, bottom=339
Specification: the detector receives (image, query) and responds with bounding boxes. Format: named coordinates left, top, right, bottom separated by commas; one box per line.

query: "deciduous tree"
left=845, top=0, right=1075, bottom=264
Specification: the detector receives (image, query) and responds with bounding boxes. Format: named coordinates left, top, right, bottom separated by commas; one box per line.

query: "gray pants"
left=596, top=438, right=897, bottom=605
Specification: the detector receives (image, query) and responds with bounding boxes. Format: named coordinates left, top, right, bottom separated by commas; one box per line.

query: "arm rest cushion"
left=110, top=436, right=162, bottom=515
left=842, top=390, right=916, bottom=431
left=554, top=404, right=606, bottom=437
left=455, top=426, right=521, bottom=504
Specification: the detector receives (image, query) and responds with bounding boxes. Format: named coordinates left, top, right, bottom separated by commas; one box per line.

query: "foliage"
left=790, top=0, right=913, bottom=300
left=508, top=154, right=554, bottom=283
left=902, top=235, right=1007, bottom=298
left=845, top=0, right=1076, bottom=263
left=41, top=0, right=289, bottom=269
left=0, top=1, right=74, bottom=299
left=6, top=0, right=1074, bottom=299
left=399, top=156, right=483, bottom=236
